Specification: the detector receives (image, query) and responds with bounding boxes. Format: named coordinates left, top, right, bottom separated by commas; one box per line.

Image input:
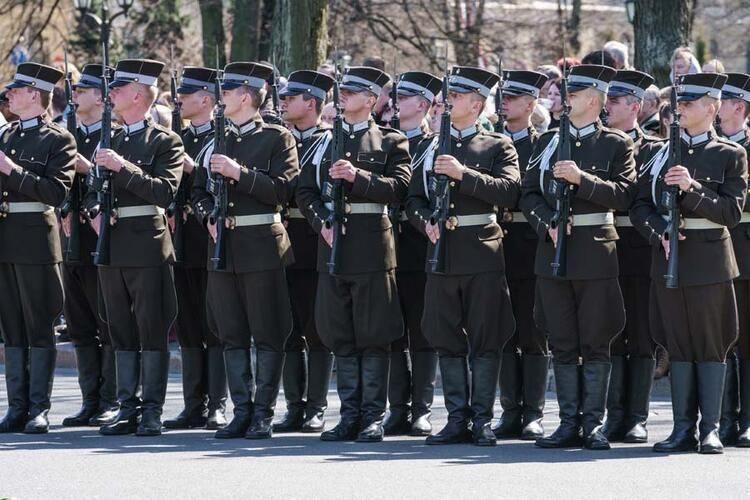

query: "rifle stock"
left=61, top=48, right=81, bottom=262
left=324, top=66, right=346, bottom=276
left=209, top=58, right=228, bottom=271
left=167, top=49, right=187, bottom=263
left=92, top=47, right=113, bottom=266
left=663, top=87, right=681, bottom=289
left=549, top=58, right=572, bottom=278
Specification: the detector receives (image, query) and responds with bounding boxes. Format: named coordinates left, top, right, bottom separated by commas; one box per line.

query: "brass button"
left=193, top=138, right=198, bottom=143
left=450, top=181, right=456, bottom=187
left=30, top=157, right=34, bottom=161
left=350, top=134, right=355, bottom=139
left=19, top=133, right=24, bottom=137
left=10, top=149, right=15, bottom=154
left=228, top=202, right=234, bottom=207
left=345, top=152, right=351, bottom=158
left=449, top=203, right=455, bottom=208
left=456, top=143, right=462, bottom=148
left=236, top=138, right=242, bottom=142
left=124, top=136, right=129, bottom=142
left=688, top=149, right=693, bottom=155
left=706, top=177, right=711, bottom=181
left=85, top=138, right=90, bottom=143
left=137, top=160, right=142, bottom=164
left=575, top=141, right=581, bottom=147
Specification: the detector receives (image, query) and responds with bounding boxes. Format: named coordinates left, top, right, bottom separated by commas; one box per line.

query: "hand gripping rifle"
left=60, top=47, right=81, bottom=262
left=166, top=46, right=187, bottom=263
left=494, top=56, right=505, bottom=134
left=91, top=45, right=114, bottom=266
left=208, top=54, right=228, bottom=271
left=322, top=62, right=346, bottom=275
left=390, top=67, right=400, bottom=130
left=662, top=86, right=681, bottom=289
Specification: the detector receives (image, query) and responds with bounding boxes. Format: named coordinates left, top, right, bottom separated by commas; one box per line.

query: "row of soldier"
left=0, top=53, right=748, bottom=455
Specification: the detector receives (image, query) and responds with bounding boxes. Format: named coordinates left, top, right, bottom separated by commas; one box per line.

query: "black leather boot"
left=581, top=362, right=611, bottom=450
left=602, top=355, right=626, bottom=442
left=471, top=355, right=500, bottom=446
left=273, top=350, right=306, bottom=433
left=215, top=349, right=253, bottom=439
left=426, top=356, right=472, bottom=445
left=492, top=352, right=522, bottom=439
left=137, top=351, right=170, bottom=436
left=302, top=351, right=333, bottom=433
left=383, top=350, right=411, bottom=436
left=246, top=350, right=285, bottom=439
left=536, top=363, right=582, bottom=448
left=623, top=356, right=655, bottom=443
left=164, top=348, right=208, bottom=429
left=521, top=354, right=550, bottom=440
left=738, top=358, right=750, bottom=447
left=410, top=351, right=437, bottom=436
left=205, top=346, right=228, bottom=429
left=696, top=361, right=726, bottom=454
left=653, top=361, right=698, bottom=452
left=63, top=345, right=102, bottom=427
left=89, top=345, right=119, bottom=426
left=357, top=356, right=390, bottom=442
left=100, top=350, right=141, bottom=436
left=0, top=347, right=28, bottom=433
left=321, top=356, right=361, bottom=441
left=23, top=348, right=57, bottom=434
left=719, top=355, right=739, bottom=446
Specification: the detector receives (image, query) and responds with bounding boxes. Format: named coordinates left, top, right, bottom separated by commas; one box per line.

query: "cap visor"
left=447, top=84, right=472, bottom=94
left=176, top=85, right=201, bottom=94
left=5, top=81, right=31, bottom=90
left=676, top=93, right=702, bottom=102
left=108, top=79, right=130, bottom=88
left=278, top=87, right=304, bottom=98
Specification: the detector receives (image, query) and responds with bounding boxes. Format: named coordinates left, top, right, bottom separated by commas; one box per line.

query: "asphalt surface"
left=0, top=368, right=749, bottom=499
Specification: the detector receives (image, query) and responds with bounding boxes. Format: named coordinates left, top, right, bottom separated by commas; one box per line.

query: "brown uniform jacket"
left=192, top=116, right=299, bottom=273
left=178, top=121, right=213, bottom=269
left=296, top=118, right=411, bottom=274
left=396, top=131, right=432, bottom=273
left=0, top=116, right=75, bottom=264
left=520, top=120, right=637, bottom=280
left=406, top=125, right=521, bottom=275
left=631, top=129, right=748, bottom=287
left=83, top=117, right=184, bottom=267
left=722, top=127, right=750, bottom=280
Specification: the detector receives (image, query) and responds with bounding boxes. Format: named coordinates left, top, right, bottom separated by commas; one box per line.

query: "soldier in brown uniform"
left=297, top=66, right=411, bottom=443
left=61, top=64, right=120, bottom=427
left=383, top=71, right=442, bottom=437
left=86, top=59, right=184, bottom=437
left=521, top=65, right=636, bottom=450
left=714, top=72, right=750, bottom=447
left=164, top=67, right=228, bottom=431
left=191, top=62, right=299, bottom=440
left=272, top=70, right=336, bottom=434
left=492, top=70, right=551, bottom=441
left=601, top=69, right=661, bottom=443
left=631, top=73, right=748, bottom=454
left=407, top=66, right=520, bottom=447
left=0, top=63, right=75, bottom=433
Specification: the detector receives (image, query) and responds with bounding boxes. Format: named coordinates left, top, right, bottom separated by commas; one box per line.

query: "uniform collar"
left=722, top=128, right=747, bottom=143
left=79, top=121, right=102, bottom=136
left=450, top=123, right=479, bottom=140
left=189, top=121, right=213, bottom=136
left=19, top=116, right=43, bottom=131
left=402, top=127, right=423, bottom=139
left=504, top=126, right=530, bottom=143
left=122, top=119, right=148, bottom=136
left=626, top=127, right=642, bottom=141
left=227, top=118, right=258, bottom=137
left=291, top=125, right=318, bottom=141
left=343, top=119, right=371, bottom=135
left=569, top=121, right=598, bottom=140
left=681, top=129, right=711, bottom=147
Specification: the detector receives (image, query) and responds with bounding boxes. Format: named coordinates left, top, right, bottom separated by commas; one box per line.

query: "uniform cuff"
left=350, top=169, right=372, bottom=197
left=237, top=166, right=257, bottom=194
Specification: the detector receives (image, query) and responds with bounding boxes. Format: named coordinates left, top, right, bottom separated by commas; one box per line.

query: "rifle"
left=548, top=45, right=572, bottom=278
left=166, top=46, right=186, bottom=263
left=271, top=62, right=281, bottom=121
left=662, top=86, right=681, bottom=289
left=494, top=56, right=505, bottom=133
left=427, top=66, right=453, bottom=274
left=390, top=65, right=400, bottom=130
left=60, top=47, right=81, bottom=262
left=323, top=60, right=346, bottom=275
left=208, top=51, right=228, bottom=271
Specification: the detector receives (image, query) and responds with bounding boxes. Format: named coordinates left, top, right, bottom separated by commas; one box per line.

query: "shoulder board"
left=599, top=126, right=630, bottom=141
left=260, top=122, right=289, bottom=134
left=715, top=136, right=742, bottom=149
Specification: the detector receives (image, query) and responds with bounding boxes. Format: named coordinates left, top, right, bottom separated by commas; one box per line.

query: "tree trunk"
left=198, top=0, right=226, bottom=67
left=634, top=0, right=696, bottom=87
left=258, top=0, right=276, bottom=61
left=271, top=0, right=328, bottom=74
left=567, top=0, right=582, bottom=55
left=230, top=0, right=261, bottom=61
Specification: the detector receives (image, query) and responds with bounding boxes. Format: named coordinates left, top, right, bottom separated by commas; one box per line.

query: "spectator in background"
left=429, top=92, right=445, bottom=133
left=317, top=63, right=336, bottom=79
left=537, top=64, right=562, bottom=99
left=702, top=58, right=725, bottom=73
left=362, top=56, right=386, bottom=71
left=657, top=100, right=672, bottom=138
left=670, top=47, right=701, bottom=83
left=50, top=86, right=67, bottom=124
left=545, top=78, right=563, bottom=129
left=639, top=84, right=662, bottom=135
left=603, top=40, right=630, bottom=69
left=581, top=50, right=618, bottom=69
left=531, top=102, right=551, bottom=134
left=556, top=57, right=580, bottom=74
left=321, top=102, right=336, bottom=126
left=0, top=90, right=19, bottom=122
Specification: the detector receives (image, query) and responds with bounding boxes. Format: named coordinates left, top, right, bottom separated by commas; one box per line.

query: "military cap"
left=607, top=70, right=654, bottom=100
left=279, top=70, right=335, bottom=101
left=222, top=62, right=274, bottom=90
left=448, top=66, right=499, bottom=98
left=177, top=66, right=218, bottom=94
left=109, top=59, right=165, bottom=88
left=721, top=73, right=750, bottom=103
left=501, top=70, right=549, bottom=98
left=676, top=73, right=727, bottom=101
left=5, top=62, right=63, bottom=93
left=396, top=71, right=442, bottom=103
left=566, top=64, right=616, bottom=94
left=74, top=64, right=116, bottom=90
left=339, top=66, right=390, bottom=95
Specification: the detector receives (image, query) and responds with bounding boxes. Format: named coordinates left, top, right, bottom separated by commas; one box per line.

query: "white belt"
left=454, top=213, right=497, bottom=227
left=117, top=205, right=165, bottom=219
left=682, top=218, right=725, bottom=230
left=324, top=202, right=388, bottom=215
left=741, top=213, right=750, bottom=224
left=615, top=215, right=633, bottom=227
left=572, top=212, right=614, bottom=227
left=287, top=208, right=305, bottom=219
left=233, top=213, right=282, bottom=227
left=5, top=202, right=53, bottom=214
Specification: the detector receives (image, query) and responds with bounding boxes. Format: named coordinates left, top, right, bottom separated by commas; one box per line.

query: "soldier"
left=61, top=64, right=120, bottom=427
left=631, top=73, right=748, bottom=454
left=407, top=66, right=520, bottom=446
left=601, top=69, right=661, bottom=443
left=492, top=70, right=551, bottom=441
left=0, top=63, right=75, bottom=433
left=521, top=65, right=636, bottom=450
left=191, top=62, right=299, bottom=440
left=87, top=59, right=184, bottom=436
left=163, top=67, right=228, bottom=431
left=715, top=72, right=750, bottom=447
left=272, top=70, right=336, bottom=434
left=383, top=71, right=443, bottom=437
left=297, top=66, right=411, bottom=443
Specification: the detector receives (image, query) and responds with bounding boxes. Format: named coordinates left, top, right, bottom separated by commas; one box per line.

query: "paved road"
left=0, top=368, right=748, bottom=499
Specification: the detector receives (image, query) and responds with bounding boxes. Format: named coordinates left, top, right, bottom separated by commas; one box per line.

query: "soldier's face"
left=109, top=83, right=137, bottom=113
left=677, top=98, right=715, bottom=129
left=340, top=89, right=374, bottom=114
left=221, top=88, right=247, bottom=116
left=279, top=94, right=311, bottom=122
left=448, top=91, right=482, bottom=122
left=605, top=96, right=639, bottom=129
left=717, top=98, right=742, bottom=124
left=73, top=87, right=101, bottom=114
left=6, top=86, right=35, bottom=114
left=397, top=94, right=426, bottom=122
left=502, top=94, right=534, bottom=121
left=178, top=91, right=212, bottom=120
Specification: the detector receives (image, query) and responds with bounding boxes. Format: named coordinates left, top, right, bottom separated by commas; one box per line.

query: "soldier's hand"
left=207, top=220, right=218, bottom=242
left=434, top=155, right=466, bottom=181
left=0, top=150, right=17, bottom=176
left=61, top=213, right=72, bottom=237
left=90, top=213, right=101, bottom=236
left=329, top=160, right=357, bottom=183
left=183, top=154, right=195, bottom=175
left=664, top=165, right=694, bottom=192
left=661, top=231, right=686, bottom=259
left=75, top=153, right=93, bottom=175
left=552, top=160, right=582, bottom=185
left=425, top=221, right=440, bottom=244
left=321, top=226, right=334, bottom=247
left=95, top=148, right=125, bottom=172
left=548, top=224, right=572, bottom=247
left=167, top=215, right=176, bottom=233
left=209, top=154, right=241, bottom=181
